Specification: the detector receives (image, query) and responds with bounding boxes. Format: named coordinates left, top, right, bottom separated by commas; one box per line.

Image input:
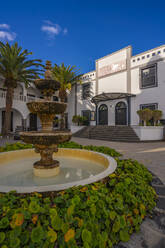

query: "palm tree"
left=52, top=63, right=82, bottom=130
left=0, top=41, right=43, bottom=136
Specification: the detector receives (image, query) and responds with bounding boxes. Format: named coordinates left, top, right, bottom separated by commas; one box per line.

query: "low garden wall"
left=70, top=125, right=85, bottom=134
left=132, top=126, right=164, bottom=141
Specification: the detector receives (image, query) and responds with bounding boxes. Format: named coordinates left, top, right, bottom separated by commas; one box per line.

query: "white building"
left=0, top=44, right=165, bottom=134
left=68, top=45, right=165, bottom=128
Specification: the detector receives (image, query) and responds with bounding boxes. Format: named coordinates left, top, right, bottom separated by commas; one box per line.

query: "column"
left=127, top=97, right=131, bottom=126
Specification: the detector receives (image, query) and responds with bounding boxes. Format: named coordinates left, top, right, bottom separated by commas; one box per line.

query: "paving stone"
left=115, top=218, right=165, bottom=248
left=152, top=177, right=164, bottom=186
left=153, top=185, right=165, bottom=196
left=72, top=137, right=165, bottom=184
left=157, top=196, right=165, bottom=210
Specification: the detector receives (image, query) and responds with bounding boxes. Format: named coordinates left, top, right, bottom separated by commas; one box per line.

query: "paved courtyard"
left=72, top=137, right=165, bottom=185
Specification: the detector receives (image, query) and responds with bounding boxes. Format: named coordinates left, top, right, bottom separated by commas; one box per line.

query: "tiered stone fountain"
left=0, top=60, right=117, bottom=193
left=21, top=61, right=72, bottom=177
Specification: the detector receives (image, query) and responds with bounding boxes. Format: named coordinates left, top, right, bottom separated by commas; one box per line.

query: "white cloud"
left=0, top=23, right=10, bottom=29
left=0, top=23, right=16, bottom=41
left=42, top=24, right=61, bottom=35
left=63, top=28, right=68, bottom=35
left=0, top=31, right=16, bottom=41
left=41, top=20, right=68, bottom=39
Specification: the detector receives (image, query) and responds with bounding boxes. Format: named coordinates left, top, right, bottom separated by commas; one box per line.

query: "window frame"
left=140, top=103, right=158, bottom=110
left=140, top=63, right=158, bottom=89
left=82, top=83, right=91, bottom=100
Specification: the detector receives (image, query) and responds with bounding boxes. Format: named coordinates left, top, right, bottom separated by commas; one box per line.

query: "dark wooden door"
left=115, top=102, right=127, bottom=125
left=99, top=104, right=108, bottom=125
left=29, top=113, right=37, bottom=131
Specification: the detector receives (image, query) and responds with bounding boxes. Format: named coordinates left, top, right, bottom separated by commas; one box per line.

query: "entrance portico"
left=92, top=92, right=135, bottom=126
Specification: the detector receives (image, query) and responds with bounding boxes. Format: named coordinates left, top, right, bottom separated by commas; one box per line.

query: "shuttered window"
left=141, top=64, right=157, bottom=88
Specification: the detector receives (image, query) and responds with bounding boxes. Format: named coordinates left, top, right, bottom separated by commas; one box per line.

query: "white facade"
left=69, top=44, right=165, bottom=128
left=1, top=44, right=165, bottom=133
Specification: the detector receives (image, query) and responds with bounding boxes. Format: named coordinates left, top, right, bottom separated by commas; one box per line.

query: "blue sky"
left=0, top=0, right=164, bottom=73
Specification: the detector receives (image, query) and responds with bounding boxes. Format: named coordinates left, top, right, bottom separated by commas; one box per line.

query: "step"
left=152, top=185, right=165, bottom=196
left=74, top=126, right=140, bottom=142
left=157, top=196, right=165, bottom=210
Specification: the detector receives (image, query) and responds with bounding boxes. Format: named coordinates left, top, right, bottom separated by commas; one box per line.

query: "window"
left=82, top=110, right=90, bottom=125
left=27, top=94, right=35, bottom=98
left=141, top=64, right=157, bottom=88
left=140, top=103, right=158, bottom=110
left=152, top=53, right=156, bottom=56
left=137, top=58, right=140, bottom=61
left=147, top=54, right=150, bottom=58
left=142, top=56, right=145, bottom=59
left=157, top=51, right=161, bottom=54
left=82, top=83, right=90, bottom=99
left=53, top=96, right=58, bottom=101
left=133, top=59, right=135, bottom=62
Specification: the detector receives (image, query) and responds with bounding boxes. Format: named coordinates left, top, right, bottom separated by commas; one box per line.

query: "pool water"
left=0, top=156, right=105, bottom=187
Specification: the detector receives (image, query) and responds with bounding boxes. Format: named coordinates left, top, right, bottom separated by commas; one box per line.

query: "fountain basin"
left=0, top=148, right=117, bottom=193
left=27, top=101, right=67, bottom=115
left=20, top=131, right=72, bottom=145
left=34, top=79, right=60, bottom=91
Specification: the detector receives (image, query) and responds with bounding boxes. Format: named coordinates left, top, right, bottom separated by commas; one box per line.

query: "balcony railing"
left=0, top=92, right=41, bottom=102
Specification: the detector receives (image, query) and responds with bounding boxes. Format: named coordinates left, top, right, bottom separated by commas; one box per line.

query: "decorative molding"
left=131, top=57, right=165, bottom=70
left=132, top=44, right=165, bottom=59
left=98, top=60, right=127, bottom=78
left=96, top=45, right=132, bottom=62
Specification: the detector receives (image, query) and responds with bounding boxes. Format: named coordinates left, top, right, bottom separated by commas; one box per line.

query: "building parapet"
left=131, top=45, right=165, bottom=66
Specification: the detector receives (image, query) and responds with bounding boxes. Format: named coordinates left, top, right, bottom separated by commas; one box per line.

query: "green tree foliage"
left=0, top=41, right=43, bottom=136
left=52, top=63, right=82, bottom=129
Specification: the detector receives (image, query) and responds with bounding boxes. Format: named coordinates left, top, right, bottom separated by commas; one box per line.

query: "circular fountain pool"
left=0, top=148, right=117, bottom=193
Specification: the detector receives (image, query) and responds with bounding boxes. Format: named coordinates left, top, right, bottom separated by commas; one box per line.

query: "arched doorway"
left=115, top=102, right=127, bottom=125
left=99, top=104, right=108, bottom=125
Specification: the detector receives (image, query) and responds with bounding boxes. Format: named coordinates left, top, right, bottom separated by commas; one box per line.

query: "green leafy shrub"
left=59, top=141, right=122, bottom=158
left=152, top=110, right=163, bottom=126
left=0, top=142, right=33, bottom=153
left=0, top=142, right=156, bottom=247
left=72, top=115, right=88, bottom=126
left=137, top=108, right=153, bottom=126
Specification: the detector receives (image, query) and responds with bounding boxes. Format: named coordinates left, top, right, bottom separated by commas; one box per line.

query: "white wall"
left=67, top=72, right=96, bottom=128
left=97, top=48, right=128, bottom=94
left=67, top=84, right=76, bottom=129
left=133, top=126, right=164, bottom=141
left=98, top=72, right=127, bottom=94
left=131, top=59, right=165, bottom=125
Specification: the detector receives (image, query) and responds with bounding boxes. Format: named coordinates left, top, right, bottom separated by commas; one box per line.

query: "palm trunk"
left=60, top=97, right=65, bottom=130
left=59, top=90, right=66, bottom=130
left=2, top=87, right=14, bottom=136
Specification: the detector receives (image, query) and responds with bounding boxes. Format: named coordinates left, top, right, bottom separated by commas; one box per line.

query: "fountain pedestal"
left=33, top=144, right=60, bottom=177
left=21, top=61, right=72, bottom=177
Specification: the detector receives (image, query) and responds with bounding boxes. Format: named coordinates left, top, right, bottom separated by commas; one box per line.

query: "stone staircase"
left=73, top=125, right=140, bottom=142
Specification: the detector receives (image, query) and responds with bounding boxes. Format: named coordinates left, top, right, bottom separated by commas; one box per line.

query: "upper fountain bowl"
left=27, top=101, right=67, bottom=115
left=34, top=79, right=60, bottom=91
